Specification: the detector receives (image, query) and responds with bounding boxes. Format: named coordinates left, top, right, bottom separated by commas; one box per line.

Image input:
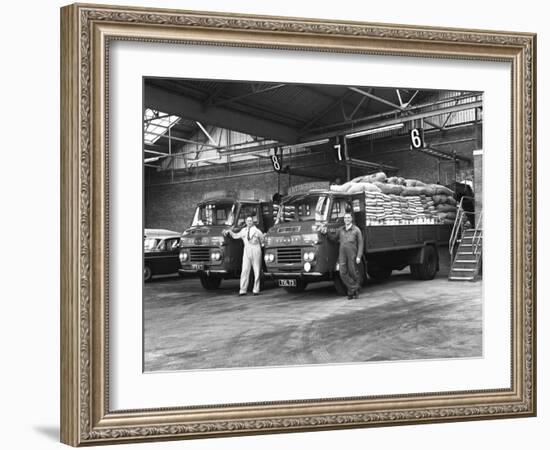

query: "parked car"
left=144, top=229, right=182, bottom=282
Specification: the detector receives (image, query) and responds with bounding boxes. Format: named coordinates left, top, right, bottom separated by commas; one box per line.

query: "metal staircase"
left=448, top=197, right=482, bottom=281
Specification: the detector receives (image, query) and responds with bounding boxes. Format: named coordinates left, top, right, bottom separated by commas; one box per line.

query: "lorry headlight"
left=210, top=251, right=221, bottom=261
left=303, top=251, right=315, bottom=262
left=304, top=262, right=311, bottom=272
left=264, top=253, right=275, bottom=263
left=179, top=251, right=189, bottom=263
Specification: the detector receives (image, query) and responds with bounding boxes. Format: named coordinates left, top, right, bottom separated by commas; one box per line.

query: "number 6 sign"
left=410, top=128, right=424, bottom=149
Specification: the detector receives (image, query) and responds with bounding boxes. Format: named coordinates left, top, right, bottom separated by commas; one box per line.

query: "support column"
left=473, top=149, right=483, bottom=222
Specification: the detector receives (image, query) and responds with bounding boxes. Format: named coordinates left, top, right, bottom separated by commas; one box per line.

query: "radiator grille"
left=189, top=247, right=210, bottom=262
left=276, top=247, right=302, bottom=264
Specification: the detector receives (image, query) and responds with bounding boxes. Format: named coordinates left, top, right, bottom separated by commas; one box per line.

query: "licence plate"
left=191, top=264, right=204, bottom=270
left=278, top=279, right=296, bottom=287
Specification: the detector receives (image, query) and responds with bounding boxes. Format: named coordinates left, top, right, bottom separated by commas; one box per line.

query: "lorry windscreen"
left=277, top=194, right=329, bottom=222
left=191, top=202, right=235, bottom=226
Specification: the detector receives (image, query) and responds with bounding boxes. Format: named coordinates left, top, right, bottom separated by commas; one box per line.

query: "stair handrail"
left=472, top=210, right=483, bottom=256
left=449, top=195, right=475, bottom=256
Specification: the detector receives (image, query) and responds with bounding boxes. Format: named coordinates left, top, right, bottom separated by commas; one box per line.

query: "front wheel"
left=410, top=245, right=438, bottom=280
left=199, top=275, right=222, bottom=290
left=144, top=265, right=153, bottom=282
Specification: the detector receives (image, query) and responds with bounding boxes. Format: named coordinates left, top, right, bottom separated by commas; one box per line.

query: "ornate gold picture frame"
left=60, top=3, right=536, bottom=446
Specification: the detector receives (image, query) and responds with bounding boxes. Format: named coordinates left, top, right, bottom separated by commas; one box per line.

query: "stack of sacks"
left=332, top=171, right=387, bottom=194
left=380, top=193, right=395, bottom=220
left=346, top=182, right=381, bottom=194
left=419, top=195, right=436, bottom=218
left=364, top=192, right=386, bottom=223
left=406, top=196, right=425, bottom=218
left=387, top=194, right=406, bottom=221
left=351, top=171, right=387, bottom=184
left=329, top=171, right=458, bottom=225
left=387, top=176, right=407, bottom=186
left=374, top=181, right=404, bottom=195
left=330, top=181, right=381, bottom=194
left=432, top=193, right=457, bottom=224
left=405, top=179, right=425, bottom=187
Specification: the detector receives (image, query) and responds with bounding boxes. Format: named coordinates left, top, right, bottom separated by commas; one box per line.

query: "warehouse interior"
left=144, top=79, right=482, bottom=233
left=142, top=78, right=484, bottom=372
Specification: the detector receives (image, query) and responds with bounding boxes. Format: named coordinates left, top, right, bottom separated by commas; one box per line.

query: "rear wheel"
left=144, top=265, right=153, bottom=282
left=199, top=275, right=222, bottom=290
left=410, top=245, right=438, bottom=280
left=284, top=280, right=308, bottom=293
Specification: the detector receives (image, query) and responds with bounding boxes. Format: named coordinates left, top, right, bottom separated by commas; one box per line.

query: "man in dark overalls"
left=322, top=212, right=364, bottom=299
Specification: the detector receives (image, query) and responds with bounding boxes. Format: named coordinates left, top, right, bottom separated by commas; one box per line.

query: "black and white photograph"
left=143, top=78, right=484, bottom=372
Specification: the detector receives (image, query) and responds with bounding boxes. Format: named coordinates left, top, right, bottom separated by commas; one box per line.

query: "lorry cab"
left=178, top=193, right=273, bottom=290
left=264, top=189, right=362, bottom=292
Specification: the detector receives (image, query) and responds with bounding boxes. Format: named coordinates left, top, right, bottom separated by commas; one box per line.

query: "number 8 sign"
left=271, top=153, right=282, bottom=172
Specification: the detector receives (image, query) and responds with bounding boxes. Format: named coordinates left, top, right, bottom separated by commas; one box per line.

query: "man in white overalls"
left=224, top=216, right=264, bottom=295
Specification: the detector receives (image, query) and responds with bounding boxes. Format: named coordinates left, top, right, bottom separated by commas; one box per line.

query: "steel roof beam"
left=299, top=91, right=354, bottom=132
left=350, top=87, right=444, bottom=131
left=145, top=85, right=301, bottom=143
left=304, top=100, right=482, bottom=142
left=303, top=92, right=480, bottom=136
left=212, top=84, right=286, bottom=107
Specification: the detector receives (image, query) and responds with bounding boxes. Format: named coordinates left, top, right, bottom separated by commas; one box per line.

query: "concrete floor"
left=144, top=264, right=483, bottom=372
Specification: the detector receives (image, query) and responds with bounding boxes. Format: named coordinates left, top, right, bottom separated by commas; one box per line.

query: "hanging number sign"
left=409, top=128, right=424, bottom=149
left=271, top=148, right=282, bottom=172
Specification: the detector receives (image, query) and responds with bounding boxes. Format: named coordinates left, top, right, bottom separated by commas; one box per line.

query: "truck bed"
left=364, top=224, right=451, bottom=253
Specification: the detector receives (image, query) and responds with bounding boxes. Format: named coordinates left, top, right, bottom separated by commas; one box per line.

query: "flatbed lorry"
left=263, top=189, right=451, bottom=294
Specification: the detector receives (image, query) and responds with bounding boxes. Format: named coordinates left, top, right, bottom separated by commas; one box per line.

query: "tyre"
left=410, top=245, right=438, bottom=280
left=199, top=275, right=222, bottom=290
left=283, top=280, right=308, bottom=293
left=367, top=263, right=392, bottom=282
left=144, top=265, right=152, bottom=282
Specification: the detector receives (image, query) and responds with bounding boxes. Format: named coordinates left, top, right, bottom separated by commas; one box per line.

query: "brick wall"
left=145, top=171, right=316, bottom=232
